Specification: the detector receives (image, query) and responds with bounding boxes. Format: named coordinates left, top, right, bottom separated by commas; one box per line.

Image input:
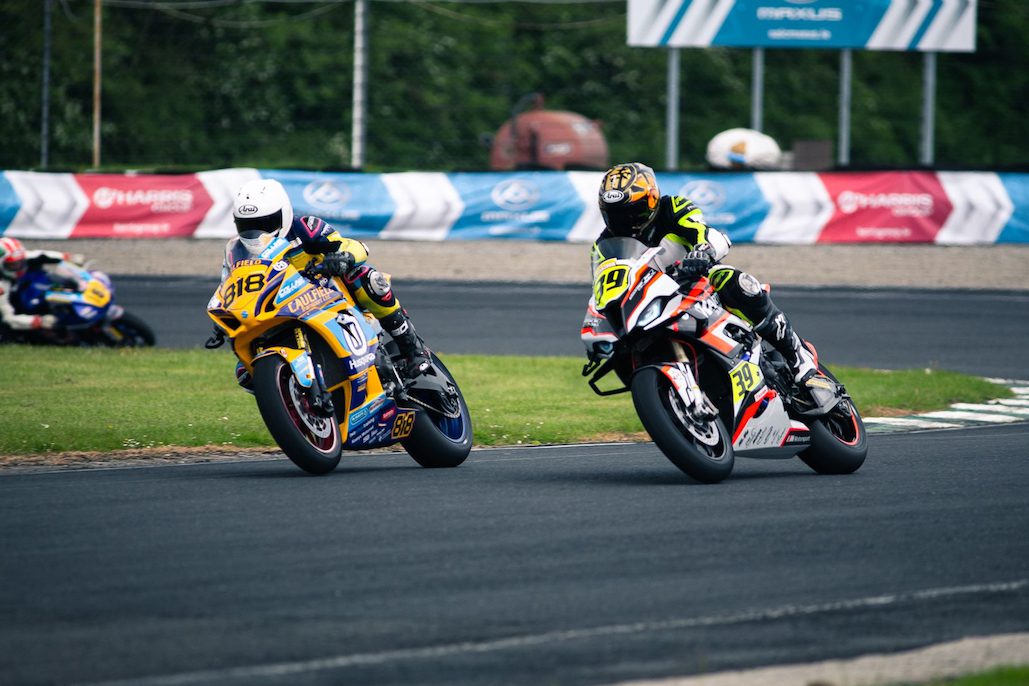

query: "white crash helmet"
left=232, top=179, right=294, bottom=253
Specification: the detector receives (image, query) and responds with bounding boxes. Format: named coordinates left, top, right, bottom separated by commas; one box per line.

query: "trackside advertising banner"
left=264, top=169, right=394, bottom=236
left=628, top=0, right=978, bottom=52
left=72, top=174, right=214, bottom=238
left=0, top=169, right=1026, bottom=244
left=819, top=171, right=951, bottom=243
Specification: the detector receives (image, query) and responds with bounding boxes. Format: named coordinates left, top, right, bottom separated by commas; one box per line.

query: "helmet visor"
left=237, top=230, right=276, bottom=255
left=234, top=210, right=283, bottom=236
left=601, top=202, right=655, bottom=236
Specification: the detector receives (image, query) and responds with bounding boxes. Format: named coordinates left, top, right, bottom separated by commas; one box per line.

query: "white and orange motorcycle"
left=581, top=236, right=867, bottom=483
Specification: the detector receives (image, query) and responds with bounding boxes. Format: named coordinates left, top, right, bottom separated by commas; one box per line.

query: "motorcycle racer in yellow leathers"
left=215, top=179, right=430, bottom=391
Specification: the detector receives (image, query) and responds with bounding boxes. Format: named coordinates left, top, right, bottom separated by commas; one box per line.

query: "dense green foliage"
left=1, top=0, right=1026, bottom=172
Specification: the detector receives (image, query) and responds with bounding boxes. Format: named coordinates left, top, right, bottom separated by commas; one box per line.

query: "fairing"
left=207, top=236, right=413, bottom=449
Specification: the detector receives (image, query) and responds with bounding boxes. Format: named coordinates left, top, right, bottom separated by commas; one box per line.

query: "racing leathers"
left=0, top=250, right=83, bottom=334
left=221, top=215, right=430, bottom=389
left=594, top=194, right=817, bottom=384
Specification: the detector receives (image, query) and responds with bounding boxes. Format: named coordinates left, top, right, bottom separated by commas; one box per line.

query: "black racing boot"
left=382, top=311, right=431, bottom=379
left=754, top=308, right=817, bottom=385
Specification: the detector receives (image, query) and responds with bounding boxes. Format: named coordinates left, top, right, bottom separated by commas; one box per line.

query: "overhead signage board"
left=628, top=0, right=977, bottom=52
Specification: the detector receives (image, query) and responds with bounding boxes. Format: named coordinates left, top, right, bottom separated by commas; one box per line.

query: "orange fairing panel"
left=696, top=313, right=737, bottom=354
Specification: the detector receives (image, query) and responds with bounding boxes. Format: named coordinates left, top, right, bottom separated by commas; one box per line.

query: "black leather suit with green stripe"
left=596, top=194, right=774, bottom=326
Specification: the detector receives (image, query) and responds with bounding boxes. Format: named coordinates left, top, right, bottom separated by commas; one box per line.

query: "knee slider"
left=736, top=272, right=763, bottom=298
left=366, top=269, right=393, bottom=299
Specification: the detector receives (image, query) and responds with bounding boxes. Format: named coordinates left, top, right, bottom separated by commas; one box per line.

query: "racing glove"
left=673, top=247, right=715, bottom=281
left=321, top=251, right=356, bottom=277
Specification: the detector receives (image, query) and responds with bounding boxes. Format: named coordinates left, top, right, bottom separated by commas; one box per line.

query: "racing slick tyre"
left=109, top=311, right=156, bottom=347
left=798, top=364, right=867, bottom=475
left=402, top=353, right=472, bottom=468
left=631, top=366, right=734, bottom=483
left=253, top=356, right=342, bottom=475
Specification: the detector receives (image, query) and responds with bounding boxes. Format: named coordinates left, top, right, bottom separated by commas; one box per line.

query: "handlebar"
left=204, top=328, right=226, bottom=349
left=302, top=259, right=328, bottom=280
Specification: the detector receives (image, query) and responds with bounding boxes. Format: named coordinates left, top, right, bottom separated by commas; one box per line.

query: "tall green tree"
left=0, top=0, right=1025, bottom=171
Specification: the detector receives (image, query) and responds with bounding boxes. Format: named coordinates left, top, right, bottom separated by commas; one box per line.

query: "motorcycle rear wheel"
left=253, top=356, right=342, bottom=475
left=631, top=367, right=734, bottom=483
left=402, top=353, right=472, bottom=468
left=798, top=364, right=867, bottom=475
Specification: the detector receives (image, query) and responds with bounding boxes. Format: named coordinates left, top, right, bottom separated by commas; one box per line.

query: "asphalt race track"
left=119, top=276, right=1029, bottom=377
left=2, top=426, right=1028, bottom=685
left=2, top=277, right=1027, bottom=685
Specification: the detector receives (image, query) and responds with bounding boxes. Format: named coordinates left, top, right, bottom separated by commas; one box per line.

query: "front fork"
left=253, top=327, right=335, bottom=418
left=100, top=304, right=126, bottom=342
left=658, top=342, right=718, bottom=420
left=293, top=327, right=335, bottom=417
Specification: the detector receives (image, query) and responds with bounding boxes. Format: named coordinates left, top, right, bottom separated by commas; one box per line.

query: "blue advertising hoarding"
left=997, top=173, right=1029, bottom=244
left=263, top=169, right=395, bottom=237
left=0, top=173, right=20, bottom=234
left=629, top=0, right=977, bottom=52
left=657, top=173, right=770, bottom=243
left=447, top=172, right=586, bottom=241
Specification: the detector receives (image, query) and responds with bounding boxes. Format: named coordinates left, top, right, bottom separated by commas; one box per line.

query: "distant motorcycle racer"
left=0, top=236, right=86, bottom=336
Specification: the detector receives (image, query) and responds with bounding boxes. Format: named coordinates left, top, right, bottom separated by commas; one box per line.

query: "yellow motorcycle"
left=206, top=236, right=472, bottom=475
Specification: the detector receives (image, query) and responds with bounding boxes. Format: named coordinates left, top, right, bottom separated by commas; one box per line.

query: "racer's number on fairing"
left=222, top=273, right=265, bottom=307
left=391, top=411, right=416, bottom=439
left=594, top=266, right=629, bottom=308
left=730, top=361, right=761, bottom=402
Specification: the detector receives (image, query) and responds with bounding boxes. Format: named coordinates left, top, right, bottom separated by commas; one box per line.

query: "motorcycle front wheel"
left=402, top=353, right=472, bottom=468
left=107, top=311, right=156, bottom=347
left=631, top=367, right=734, bottom=483
left=253, top=356, right=342, bottom=475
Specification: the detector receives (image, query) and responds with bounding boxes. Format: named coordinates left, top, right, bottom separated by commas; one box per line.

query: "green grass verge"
left=0, top=347, right=1014, bottom=455
left=895, top=666, right=1029, bottom=685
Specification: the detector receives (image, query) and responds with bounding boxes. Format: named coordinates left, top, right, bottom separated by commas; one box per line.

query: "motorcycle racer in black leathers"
left=593, top=162, right=818, bottom=387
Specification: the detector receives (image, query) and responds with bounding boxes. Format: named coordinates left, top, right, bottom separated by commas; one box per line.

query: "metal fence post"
left=666, top=47, right=680, bottom=170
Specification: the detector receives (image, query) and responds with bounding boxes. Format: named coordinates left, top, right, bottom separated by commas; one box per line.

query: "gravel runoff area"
left=25, top=238, right=1029, bottom=289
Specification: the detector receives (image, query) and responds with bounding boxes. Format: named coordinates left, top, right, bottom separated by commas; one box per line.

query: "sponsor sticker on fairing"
left=344, top=351, right=376, bottom=375
left=348, top=396, right=386, bottom=427
left=282, top=288, right=340, bottom=316
left=274, top=274, right=307, bottom=304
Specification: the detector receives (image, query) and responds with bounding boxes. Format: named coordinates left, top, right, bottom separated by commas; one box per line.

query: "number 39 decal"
left=729, top=361, right=763, bottom=403
left=594, top=265, right=629, bottom=308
